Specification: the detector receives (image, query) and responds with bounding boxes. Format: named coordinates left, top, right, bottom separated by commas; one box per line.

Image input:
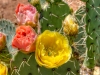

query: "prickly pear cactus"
left=83, top=0, right=100, bottom=69
left=36, top=0, right=80, bottom=75
left=40, top=1, right=71, bottom=32
left=1, top=0, right=100, bottom=74
left=0, top=19, right=18, bottom=62
left=0, top=0, right=86, bottom=75
left=10, top=0, right=79, bottom=75
left=74, top=6, right=86, bottom=59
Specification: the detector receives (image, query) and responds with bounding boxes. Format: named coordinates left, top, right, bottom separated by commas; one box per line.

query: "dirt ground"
left=0, top=0, right=28, bottom=23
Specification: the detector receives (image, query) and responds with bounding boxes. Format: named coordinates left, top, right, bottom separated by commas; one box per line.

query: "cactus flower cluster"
left=0, top=0, right=82, bottom=75
left=10, top=3, right=73, bottom=69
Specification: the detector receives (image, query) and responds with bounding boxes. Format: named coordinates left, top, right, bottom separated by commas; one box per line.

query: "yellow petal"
left=0, top=62, right=8, bottom=75
left=35, top=30, right=72, bottom=68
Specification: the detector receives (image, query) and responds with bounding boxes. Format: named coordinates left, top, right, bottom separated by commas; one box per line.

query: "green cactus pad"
left=0, top=19, right=18, bottom=60
left=0, top=47, right=10, bottom=64
left=10, top=52, right=38, bottom=75
left=40, top=1, right=71, bottom=32
left=10, top=52, right=79, bottom=75
left=83, top=0, right=100, bottom=68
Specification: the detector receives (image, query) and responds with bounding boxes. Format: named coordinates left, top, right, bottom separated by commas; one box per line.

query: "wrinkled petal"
left=15, top=3, right=39, bottom=28
left=35, top=30, right=72, bottom=68
left=12, top=26, right=37, bottom=53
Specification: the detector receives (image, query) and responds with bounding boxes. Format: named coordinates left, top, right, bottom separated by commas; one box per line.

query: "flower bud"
left=0, top=32, right=6, bottom=51
left=63, top=14, right=79, bottom=36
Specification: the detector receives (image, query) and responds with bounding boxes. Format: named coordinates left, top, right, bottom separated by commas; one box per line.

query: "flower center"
left=44, top=46, right=58, bottom=56
left=22, top=32, right=26, bottom=36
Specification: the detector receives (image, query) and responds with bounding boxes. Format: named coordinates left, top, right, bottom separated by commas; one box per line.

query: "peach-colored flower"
left=12, top=25, right=37, bottom=54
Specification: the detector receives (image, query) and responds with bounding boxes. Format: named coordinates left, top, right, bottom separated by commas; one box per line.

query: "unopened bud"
left=63, top=14, right=79, bottom=36
left=0, top=32, right=6, bottom=51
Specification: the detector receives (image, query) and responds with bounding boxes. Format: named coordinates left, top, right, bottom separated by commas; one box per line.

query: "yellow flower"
left=0, top=62, right=8, bottom=75
left=35, top=30, right=72, bottom=68
left=63, top=14, right=79, bottom=36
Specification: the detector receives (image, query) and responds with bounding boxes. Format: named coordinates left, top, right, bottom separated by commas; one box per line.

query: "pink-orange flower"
left=15, top=3, right=39, bottom=28
left=12, top=25, right=37, bottom=54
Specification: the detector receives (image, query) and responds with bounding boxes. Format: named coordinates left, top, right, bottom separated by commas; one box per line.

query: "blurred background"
left=0, top=0, right=85, bottom=23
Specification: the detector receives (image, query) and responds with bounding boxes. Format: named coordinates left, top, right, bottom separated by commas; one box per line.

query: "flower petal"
left=35, top=30, right=72, bottom=68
